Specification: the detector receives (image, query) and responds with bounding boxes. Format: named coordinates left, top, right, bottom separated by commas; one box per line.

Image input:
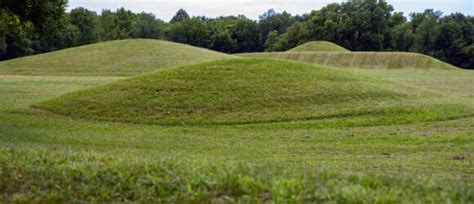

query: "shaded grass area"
left=288, top=41, right=350, bottom=52
left=35, top=58, right=471, bottom=125
left=238, top=52, right=457, bottom=69
left=0, top=67, right=473, bottom=202
left=0, top=39, right=234, bottom=76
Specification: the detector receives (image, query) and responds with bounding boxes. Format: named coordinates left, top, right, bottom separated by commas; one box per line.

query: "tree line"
left=1, top=0, right=473, bottom=68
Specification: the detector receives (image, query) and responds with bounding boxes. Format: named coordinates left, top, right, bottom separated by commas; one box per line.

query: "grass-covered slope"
left=2, top=64, right=474, bottom=202
left=288, top=41, right=350, bottom=52
left=0, top=39, right=234, bottom=76
left=238, top=52, right=457, bottom=70
left=35, top=58, right=470, bottom=125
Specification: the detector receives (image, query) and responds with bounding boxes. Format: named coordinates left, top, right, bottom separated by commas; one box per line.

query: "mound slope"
left=288, top=41, right=350, bottom=52
left=35, top=58, right=469, bottom=125
left=238, top=52, right=457, bottom=70
left=0, top=39, right=234, bottom=76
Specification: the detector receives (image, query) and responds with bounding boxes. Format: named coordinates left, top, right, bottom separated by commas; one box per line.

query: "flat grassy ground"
left=1, top=66, right=473, bottom=202
left=288, top=41, right=350, bottom=52
left=0, top=39, right=233, bottom=76
left=238, top=52, right=457, bottom=70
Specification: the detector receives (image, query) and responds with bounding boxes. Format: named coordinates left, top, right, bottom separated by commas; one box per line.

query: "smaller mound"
left=288, top=41, right=350, bottom=52
left=0, top=39, right=234, bottom=76
left=34, top=58, right=468, bottom=126
left=238, top=52, right=457, bottom=70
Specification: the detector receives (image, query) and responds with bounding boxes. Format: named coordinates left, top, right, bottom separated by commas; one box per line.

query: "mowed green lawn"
left=287, top=41, right=350, bottom=52
left=238, top=51, right=457, bottom=70
left=1, top=66, right=473, bottom=202
left=35, top=59, right=472, bottom=126
left=0, top=39, right=233, bottom=76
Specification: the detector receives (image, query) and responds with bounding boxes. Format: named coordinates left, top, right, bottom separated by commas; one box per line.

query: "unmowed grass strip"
left=1, top=148, right=472, bottom=203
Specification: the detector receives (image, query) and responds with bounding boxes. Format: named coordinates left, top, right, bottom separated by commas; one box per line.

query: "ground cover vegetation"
left=0, top=0, right=473, bottom=68
left=1, top=0, right=473, bottom=202
left=238, top=51, right=457, bottom=69
left=0, top=39, right=233, bottom=76
left=287, top=41, right=350, bottom=52
left=0, top=68, right=473, bottom=202
left=35, top=58, right=470, bottom=125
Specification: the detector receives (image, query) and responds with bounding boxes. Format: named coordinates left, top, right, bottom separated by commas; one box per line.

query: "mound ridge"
left=0, top=39, right=234, bottom=76
left=288, top=41, right=350, bottom=52
left=238, top=52, right=457, bottom=70
left=35, top=58, right=469, bottom=125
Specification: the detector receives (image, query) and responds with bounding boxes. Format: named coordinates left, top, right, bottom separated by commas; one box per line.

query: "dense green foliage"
left=0, top=39, right=233, bottom=76
left=238, top=52, right=457, bottom=69
left=69, top=7, right=98, bottom=45
left=1, top=0, right=472, bottom=68
left=169, top=8, right=190, bottom=23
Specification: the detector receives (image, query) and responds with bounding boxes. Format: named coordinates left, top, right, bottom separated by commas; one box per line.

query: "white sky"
left=67, top=0, right=474, bottom=21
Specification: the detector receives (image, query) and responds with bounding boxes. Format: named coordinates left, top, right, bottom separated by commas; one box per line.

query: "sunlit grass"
left=35, top=58, right=471, bottom=125
left=0, top=39, right=234, bottom=76
left=288, top=41, right=350, bottom=52
left=238, top=52, right=457, bottom=69
left=0, top=61, right=473, bottom=202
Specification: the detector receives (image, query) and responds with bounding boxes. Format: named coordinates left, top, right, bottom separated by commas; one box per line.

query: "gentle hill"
left=237, top=52, right=457, bottom=70
left=35, top=58, right=469, bottom=125
left=288, top=41, right=350, bottom=52
left=0, top=39, right=234, bottom=76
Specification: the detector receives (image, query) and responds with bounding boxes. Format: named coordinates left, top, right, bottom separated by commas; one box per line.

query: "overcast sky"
left=67, top=0, right=474, bottom=21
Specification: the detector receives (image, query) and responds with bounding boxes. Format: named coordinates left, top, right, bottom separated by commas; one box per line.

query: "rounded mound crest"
left=0, top=39, right=233, bottom=76
left=288, top=41, right=350, bottom=52
left=35, top=59, right=465, bottom=125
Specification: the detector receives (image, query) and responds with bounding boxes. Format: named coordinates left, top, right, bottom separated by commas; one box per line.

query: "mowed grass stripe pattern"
left=238, top=52, right=457, bottom=70
left=35, top=58, right=471, bottom=125
left=0, top=39, right=234, bottom=76
left=288, top=41, right=350, bottom=52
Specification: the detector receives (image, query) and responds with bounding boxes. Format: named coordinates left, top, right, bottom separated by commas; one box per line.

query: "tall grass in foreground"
left=1, top=148, right=472, bottom=203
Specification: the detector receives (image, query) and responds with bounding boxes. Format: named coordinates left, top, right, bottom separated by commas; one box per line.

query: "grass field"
left=36, top=58, right=471, bottom=126
left=0, top=39, right=233, bottom=76
left=0, top=41, right=473, bottom=202
left=238, top=52, right=457, bottom=70
left=288, top=41, right=350, bottom=52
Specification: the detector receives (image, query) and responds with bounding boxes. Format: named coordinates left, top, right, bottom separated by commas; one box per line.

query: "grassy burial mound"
left=288, top=41, right=350, bottom=52
left=35, top=58, right=469, bottom=125
left=238, top=52, right=457, bottom=70
left=0, top=39, right=233, bottom=76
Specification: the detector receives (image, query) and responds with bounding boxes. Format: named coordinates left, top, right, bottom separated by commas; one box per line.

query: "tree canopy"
left=170, top=9, right=190, bottom=23
left=1, top=1, right=473, bottom=68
